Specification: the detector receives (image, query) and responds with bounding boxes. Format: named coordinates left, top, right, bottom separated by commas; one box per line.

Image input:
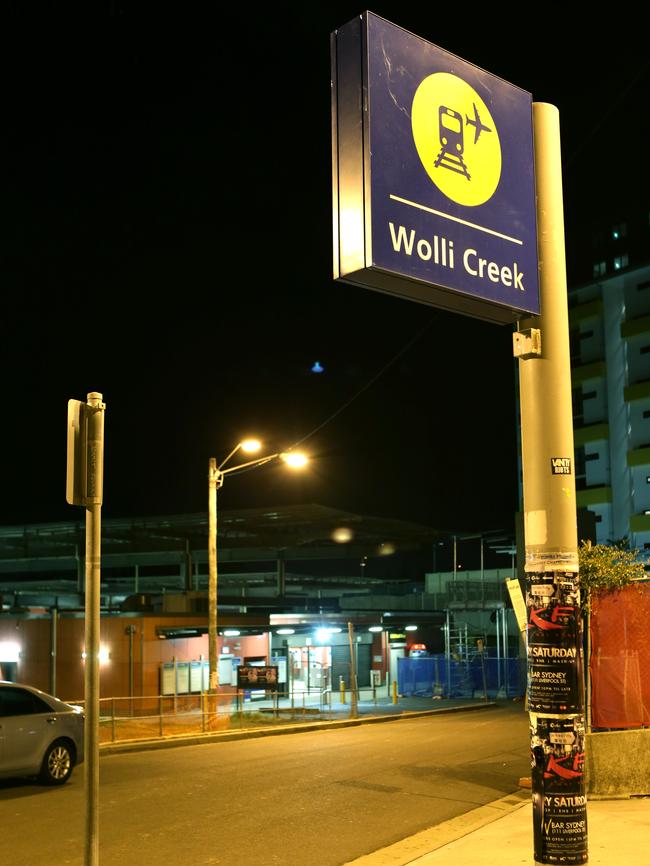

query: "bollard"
left=392, top=681, right=398, bottom=705
left=111, top=698, right=116, bottom=743
left=340, top=677, right=346, bottom=705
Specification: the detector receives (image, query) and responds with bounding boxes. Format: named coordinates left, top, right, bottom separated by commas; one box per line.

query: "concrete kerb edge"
left=340, top=789, right=531, bottom=866
left=100, top=701, right=498, bottom=756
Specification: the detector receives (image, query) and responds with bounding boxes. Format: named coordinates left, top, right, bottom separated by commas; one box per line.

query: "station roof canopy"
left=0, top=504, right=445, bottom=567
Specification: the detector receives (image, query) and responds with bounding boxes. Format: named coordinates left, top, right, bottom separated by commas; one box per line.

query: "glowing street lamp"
left=207, top=440, right=308, bottom=693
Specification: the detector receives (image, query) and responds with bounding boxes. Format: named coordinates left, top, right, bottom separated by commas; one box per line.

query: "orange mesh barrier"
left=590, top=583, right=650, bottom=729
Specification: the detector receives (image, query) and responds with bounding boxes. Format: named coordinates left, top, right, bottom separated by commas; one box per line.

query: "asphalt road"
left=1, top=704, right=530, bottom=866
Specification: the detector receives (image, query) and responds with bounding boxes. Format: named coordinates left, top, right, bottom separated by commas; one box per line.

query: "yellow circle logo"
left=412, top=73, right=501, bottom=207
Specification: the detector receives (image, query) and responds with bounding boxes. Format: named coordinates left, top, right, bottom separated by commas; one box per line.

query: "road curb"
left=339, top=790, right=531, bottom=866
left=100, top=701, right=498, bottom=756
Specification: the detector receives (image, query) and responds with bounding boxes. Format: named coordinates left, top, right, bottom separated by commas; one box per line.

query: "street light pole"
left=207, top=442, right=308, bottom=695
left=208, top=457, right=221, bottom=693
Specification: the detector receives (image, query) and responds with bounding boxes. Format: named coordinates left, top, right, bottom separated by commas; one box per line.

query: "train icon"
left=433, top=103, right=492, bottom=182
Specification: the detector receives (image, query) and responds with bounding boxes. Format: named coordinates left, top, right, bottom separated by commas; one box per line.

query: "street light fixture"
left=207, top=440, right=309, bottom=693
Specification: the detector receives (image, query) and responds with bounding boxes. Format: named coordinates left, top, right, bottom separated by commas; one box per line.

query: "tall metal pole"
left=83, top=392, right=105, bottom=866
left=347, top=622, right=358, bottom=718
left=208, top=457, right=219, bottom=693
left=50, top=606, right=58, bottom=695
left=518, top=104, right=587, bottom=866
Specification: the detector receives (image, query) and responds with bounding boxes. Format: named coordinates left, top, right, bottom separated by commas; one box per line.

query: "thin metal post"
left=126, top=625, right=135, bottom=699
left=50, top=607, right=58, bottom=695
left=347, top=622, right=358, bottom=718
left=159, top=695, right=164, bottom=737
left=445, top=610, right=451, bottom=697
left=173, top=656, right=178, bottom=714
left=111, top=698, right=116, bottom=742
left=495, top=605, right=502, bottom=692
left=518, top=103, right=587, bottom=866
left=586, top=610, right=592, bottom=732
left=83, top=391, right=104, bottom=866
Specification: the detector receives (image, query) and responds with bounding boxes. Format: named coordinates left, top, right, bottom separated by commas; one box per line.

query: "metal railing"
left=70, top=683, right=400, bottom=744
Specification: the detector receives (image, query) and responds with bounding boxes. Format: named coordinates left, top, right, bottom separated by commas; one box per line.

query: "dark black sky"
left=2, top=4, right=648, bottom=532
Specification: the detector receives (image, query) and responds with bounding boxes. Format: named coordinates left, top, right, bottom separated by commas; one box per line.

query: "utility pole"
left=516, top=103, right=588, bottom=866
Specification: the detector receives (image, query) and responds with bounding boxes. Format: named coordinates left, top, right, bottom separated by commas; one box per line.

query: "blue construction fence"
left=397, top=654, right=526, bottom=699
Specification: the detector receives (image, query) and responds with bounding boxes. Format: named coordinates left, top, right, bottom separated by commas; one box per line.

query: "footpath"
left=342, top=794, right=650, bottom=866
left=100, top=696, right=650, bottom=865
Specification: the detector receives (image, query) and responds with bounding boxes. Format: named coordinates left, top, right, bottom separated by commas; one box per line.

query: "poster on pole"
left=526, top=570, right=583, bottom=714
left=531, top=714, right=588, bottom=864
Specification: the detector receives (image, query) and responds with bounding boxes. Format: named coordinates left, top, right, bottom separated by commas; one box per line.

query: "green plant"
left=578, top=539, right=646, bottom=611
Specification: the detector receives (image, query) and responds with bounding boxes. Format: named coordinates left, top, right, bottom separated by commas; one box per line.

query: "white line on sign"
left=389, top=194, right=524, bottom=245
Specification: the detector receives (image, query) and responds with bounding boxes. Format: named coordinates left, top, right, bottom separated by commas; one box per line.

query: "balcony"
left=569, top=298, right=603, bottom=326
left=624, top=380, right=650, bottom=403
left=574, top=423, right=609, bottom=446
left=621, top=315, right=650, bottom=339
left=630, top=513, right=650, bottom=533
left=572, top=361, right=607, bottom=387
left=627, top=447, right=650, bottom=467
left=576, top=486, right=612, bottom=507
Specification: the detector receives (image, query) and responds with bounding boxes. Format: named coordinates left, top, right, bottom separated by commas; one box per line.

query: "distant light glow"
left=315, top=627, right=341, bottom=642
left=223, top=630, right=240, bottom=637
left=82, top=645, right=110, bottom=665
left=332, top=526, right=353, bottom=543
left=241, top=439, right=262, bottom=453
left=277, top=628, right=295, bottom=635
left=405, top=625, right=418, bottom=632
left=377, top=542, right=396, bottom=556
left=369, top=626, right=383, bottom=633
left=0, top=641, right=20, bottom=662
left=311, top=361, right=324, bottom=373
left=281, top=451, right=308, bottom=469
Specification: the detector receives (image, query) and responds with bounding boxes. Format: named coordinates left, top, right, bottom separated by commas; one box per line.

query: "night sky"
left=2, top=4, right=648, bottom=533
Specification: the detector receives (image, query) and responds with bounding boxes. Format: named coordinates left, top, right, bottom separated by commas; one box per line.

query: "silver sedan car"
left=0, top=682, right=84, bottom=785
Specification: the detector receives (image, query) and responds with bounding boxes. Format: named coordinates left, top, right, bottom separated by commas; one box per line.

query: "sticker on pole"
left=551, top=458, right=572, bottom=475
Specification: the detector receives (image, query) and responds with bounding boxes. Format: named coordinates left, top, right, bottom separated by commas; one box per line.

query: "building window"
left=585, top=453, right=599, bottom=461
left=613, top=254, right=629, bottom=270
left=593, top=261, right=607, bottom=277
left=595, top=515, right=603, bottom=523
left=637, top=280, right=650, bottom=292
left=580, top=329, right=594, bottom=340
left=582, top=390, right=597, bottom=400
left=643, top=411, right=650, bottom=419
left=612, top=222, right=627, bottom=240
left=641, top=346, right=650, bottom=355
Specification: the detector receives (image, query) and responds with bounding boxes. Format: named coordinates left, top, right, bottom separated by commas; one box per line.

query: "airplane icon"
left=465, top=103, right=492, bottom=145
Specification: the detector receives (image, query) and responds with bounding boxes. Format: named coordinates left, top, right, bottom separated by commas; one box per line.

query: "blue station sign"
left=331, top=12, right=540, bottom=324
